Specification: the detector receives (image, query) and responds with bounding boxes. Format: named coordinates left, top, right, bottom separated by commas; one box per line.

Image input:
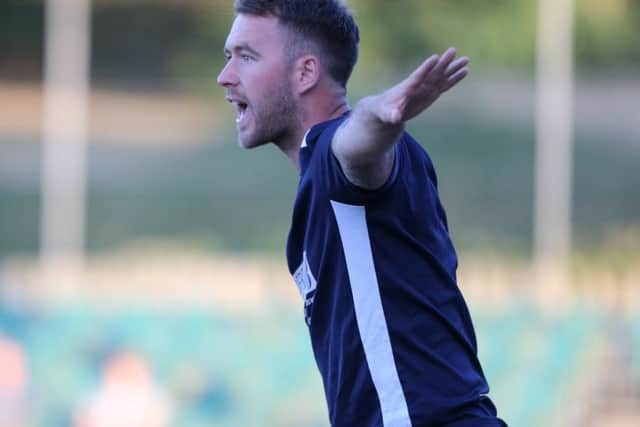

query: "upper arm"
left=332, top=133, right=396, bottom=190
left=331, top=98, right=403, bottom=190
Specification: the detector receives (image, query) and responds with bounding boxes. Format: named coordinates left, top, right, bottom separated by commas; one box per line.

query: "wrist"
left=356, top=95, right=404, bottom=131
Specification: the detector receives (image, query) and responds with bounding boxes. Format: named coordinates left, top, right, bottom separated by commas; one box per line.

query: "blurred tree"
left=575, top=0, right=640, bottom=71
left=0, top=0, right=638, bottom=87
left=91, top=2, right=202, bottom=89
left=351, top=0, right=537, bottom=74
left=168, top=1, right=234, bottom=92
left=0, top=0, right=44, bottom=81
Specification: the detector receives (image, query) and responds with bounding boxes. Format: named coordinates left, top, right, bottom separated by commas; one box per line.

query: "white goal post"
left=534, top=0, right=575, bottom=289
left=41, top=0, right=91, bottom=267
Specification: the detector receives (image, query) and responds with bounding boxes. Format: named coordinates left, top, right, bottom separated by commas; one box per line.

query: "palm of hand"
left=380, top=48, right=469, bottom=124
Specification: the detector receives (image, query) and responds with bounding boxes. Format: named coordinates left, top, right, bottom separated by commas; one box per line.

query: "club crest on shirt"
left=293, top=251, right=317, bottom=325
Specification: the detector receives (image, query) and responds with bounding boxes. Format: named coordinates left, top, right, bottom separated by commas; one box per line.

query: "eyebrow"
left=224, top=43, right=261, bottom=58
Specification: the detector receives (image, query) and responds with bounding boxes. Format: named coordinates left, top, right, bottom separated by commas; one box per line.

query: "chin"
left=237, top=135, right=265, bottom=150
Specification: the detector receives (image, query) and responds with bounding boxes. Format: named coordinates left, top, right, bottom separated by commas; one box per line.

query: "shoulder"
left=304, top=113, right=351, bottom=150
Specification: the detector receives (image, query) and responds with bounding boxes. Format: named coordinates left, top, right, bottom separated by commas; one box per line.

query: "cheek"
left=249, top=63, right=288, bottom=91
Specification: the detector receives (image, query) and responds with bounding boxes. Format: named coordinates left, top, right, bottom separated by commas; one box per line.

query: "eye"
left=241, top=54, right=254, bottom=62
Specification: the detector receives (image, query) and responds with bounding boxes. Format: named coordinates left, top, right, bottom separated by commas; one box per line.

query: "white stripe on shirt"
left=330, top=200, right=412, bottom=427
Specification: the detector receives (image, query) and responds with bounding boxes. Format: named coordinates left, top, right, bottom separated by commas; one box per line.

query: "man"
left=218, top=1, right=506, bottom=426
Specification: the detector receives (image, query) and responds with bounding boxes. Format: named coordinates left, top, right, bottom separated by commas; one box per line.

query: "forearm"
left=331, top=95, right=403, bottom=189
left=334, top=94, right=404, bottom=165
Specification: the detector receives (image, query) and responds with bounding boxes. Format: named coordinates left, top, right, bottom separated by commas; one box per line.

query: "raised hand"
left=374, top=48, right=469, bottom=125
left=332, top=48, right=469, bottom=189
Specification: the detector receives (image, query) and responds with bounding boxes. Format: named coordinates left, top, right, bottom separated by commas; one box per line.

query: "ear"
left=293, top=55, right=321, bottom=95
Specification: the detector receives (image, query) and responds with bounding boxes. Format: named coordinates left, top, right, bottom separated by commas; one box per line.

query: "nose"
left=217, top=61, right=239, bottom=87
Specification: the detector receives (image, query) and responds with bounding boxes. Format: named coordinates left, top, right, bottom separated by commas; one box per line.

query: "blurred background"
left=0, top=0, right=639, bottom=426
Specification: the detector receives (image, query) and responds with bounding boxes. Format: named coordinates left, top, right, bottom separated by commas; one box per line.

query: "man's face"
left=217, top=14, right=298, bottom=149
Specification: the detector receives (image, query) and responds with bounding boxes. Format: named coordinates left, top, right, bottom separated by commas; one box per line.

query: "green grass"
left=1, top=116, right=639, bottom=260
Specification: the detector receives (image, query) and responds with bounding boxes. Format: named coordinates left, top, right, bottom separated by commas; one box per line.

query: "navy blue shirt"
left=286, top=115, right=505, bottom=427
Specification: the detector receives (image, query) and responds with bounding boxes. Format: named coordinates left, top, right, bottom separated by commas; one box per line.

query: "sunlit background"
left=1, top=0, right=639, bottom=426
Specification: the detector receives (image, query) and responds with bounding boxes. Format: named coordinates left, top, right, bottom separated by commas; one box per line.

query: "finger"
left=445, top=56, right=470, bottom=77
left=410, top=54, right=439, bottom=83
left=442, top=67, right=469, bottom=92
left=430, top=47, right=457, bottom=78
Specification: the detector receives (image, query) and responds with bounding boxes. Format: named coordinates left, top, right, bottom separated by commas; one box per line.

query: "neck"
left=276, top=92, right=349, bottom=171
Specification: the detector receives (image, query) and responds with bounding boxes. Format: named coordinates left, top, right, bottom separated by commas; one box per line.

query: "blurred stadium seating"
left=1, top=300, right=635, bottom=427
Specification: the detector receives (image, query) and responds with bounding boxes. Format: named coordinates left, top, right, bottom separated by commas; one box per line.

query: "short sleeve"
left=306, top=116, right=403, bottom=205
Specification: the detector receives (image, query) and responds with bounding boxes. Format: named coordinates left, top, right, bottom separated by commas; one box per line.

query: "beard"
left=237, top=78, right=298, bottom=149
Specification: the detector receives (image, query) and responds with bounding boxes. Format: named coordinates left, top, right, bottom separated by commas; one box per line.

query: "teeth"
left=236, top=103, right=246, bottom=124
left=230, top=98, right=248, bottom=125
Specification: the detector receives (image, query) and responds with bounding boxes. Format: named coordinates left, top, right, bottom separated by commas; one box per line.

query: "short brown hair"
left=234, top=0, right=360, bottom=88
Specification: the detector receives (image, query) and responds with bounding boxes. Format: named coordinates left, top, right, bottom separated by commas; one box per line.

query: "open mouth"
left=235, top=101, right=248, bottom=124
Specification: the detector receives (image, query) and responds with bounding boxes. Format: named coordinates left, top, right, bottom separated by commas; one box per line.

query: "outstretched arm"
left=331, top=48, right=469, bottom=190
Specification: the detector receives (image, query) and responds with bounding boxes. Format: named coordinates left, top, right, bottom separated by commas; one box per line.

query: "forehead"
left=225, top=14, right=286, bottom=52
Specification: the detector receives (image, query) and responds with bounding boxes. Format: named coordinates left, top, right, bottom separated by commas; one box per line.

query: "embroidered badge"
left=293, top=251, right=318, bottom=325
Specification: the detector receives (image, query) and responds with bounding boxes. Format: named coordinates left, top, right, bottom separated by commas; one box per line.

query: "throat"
left=274, top=130, right=303, bottom=171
